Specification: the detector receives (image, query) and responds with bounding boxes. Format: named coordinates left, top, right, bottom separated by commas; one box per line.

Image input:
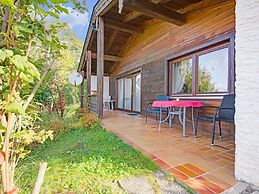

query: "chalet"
left=78, top=0, right=259, bottom=192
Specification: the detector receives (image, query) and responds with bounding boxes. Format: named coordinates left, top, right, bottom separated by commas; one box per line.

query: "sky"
left=58, top=0, right=98, bottom=40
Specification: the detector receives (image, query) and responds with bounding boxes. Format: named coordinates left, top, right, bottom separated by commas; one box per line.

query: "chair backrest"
left=219, top=94, right=235, bottom=121
left=155, top=95, right=170, bottom=101
left=220, top=94, right=235, bottom=108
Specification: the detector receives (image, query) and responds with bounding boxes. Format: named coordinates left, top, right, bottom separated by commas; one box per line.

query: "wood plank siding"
left=111, top=1, right=235, bottom=75
left=109, top=0, right=235, bottom=134
left=79, top=0, right=236, bottom=134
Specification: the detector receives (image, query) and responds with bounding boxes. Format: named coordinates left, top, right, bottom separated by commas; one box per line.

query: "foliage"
left=0, top=0, right=86, bottom=192
left=33, top=27, right=83, bottom=116
left=80, top=112, right=100, bottom=129
left=198, top=68, right=215, bottom=93
left=181, top=67, right=215, bottom=94
left=16, top=123, right=158, bottom=193
left=182, top=65, right=192, bottom=94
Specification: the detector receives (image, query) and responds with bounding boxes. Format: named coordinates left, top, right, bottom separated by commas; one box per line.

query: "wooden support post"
left=97, top=17, right=104, bottom=117
left=87, top=50, right=92, bottom=95
left=80, top=71, right=85, bottom=108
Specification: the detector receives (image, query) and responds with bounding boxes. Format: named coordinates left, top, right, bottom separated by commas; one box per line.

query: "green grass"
left=16, top=126, right=158, bottom=193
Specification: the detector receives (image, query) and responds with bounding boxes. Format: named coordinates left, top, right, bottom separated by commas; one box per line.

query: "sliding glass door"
left=117, top=79, right=124, bottom=109
left=117, top=73, right=141, bottom=112
left=133, top=74, right=141, bottom=112
left=124, top=78, right=132, bottom=110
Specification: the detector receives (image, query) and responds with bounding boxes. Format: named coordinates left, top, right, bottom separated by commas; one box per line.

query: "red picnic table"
left=152, top=100, right=203, bottom=137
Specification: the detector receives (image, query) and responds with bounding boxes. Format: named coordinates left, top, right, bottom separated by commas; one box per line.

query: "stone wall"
left=235, top=0, right=259, bottom=186
left=141, top=59, right=166, bottom=114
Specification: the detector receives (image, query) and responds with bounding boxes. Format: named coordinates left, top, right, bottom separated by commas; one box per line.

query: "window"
left=169, top=40, right=234, bottom=96
left=198, top=47, right=229, bottom=93
left=172, top=59, right=192, bottom=94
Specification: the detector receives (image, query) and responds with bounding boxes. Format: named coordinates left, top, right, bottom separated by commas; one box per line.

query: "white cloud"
left=58, top=6, right=89, bottom=29
left=45, top=6, right=89, bottom=39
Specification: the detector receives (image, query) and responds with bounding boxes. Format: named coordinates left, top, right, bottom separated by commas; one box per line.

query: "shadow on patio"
left=102, top=111, right=237, bottom=194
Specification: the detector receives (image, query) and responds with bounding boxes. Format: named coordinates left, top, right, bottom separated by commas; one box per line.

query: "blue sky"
left=58, top=0, right=98, bottom=40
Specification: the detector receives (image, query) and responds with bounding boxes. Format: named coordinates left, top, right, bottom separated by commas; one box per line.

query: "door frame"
left=115, top=70, right=142, bottom=113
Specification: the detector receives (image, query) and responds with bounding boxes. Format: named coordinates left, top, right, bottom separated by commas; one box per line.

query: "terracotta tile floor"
left=102, top=111, right=237, bottom=194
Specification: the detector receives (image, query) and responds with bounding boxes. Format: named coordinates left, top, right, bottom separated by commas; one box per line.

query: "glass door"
left=133, top=74, right=141, bottom=112
left=117, top=79, right=124, bottom=109
left=117, top=72, right=141, bottom=112
left=124, top=78, right=132, bottom=110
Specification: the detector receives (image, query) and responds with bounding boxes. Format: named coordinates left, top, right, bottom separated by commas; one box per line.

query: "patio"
left=102, top=111, right=237, bottom=194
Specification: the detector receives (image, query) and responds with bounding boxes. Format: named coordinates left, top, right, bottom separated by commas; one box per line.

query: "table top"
left=152, top=100, right=203, bottom=108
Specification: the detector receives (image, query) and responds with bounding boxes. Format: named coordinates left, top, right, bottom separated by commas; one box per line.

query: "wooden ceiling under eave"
left=88, top=0, right=204, bottom=75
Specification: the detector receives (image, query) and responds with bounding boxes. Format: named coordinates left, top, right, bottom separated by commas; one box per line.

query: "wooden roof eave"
left=78, top=0, right=198, bottom=72
left=78, top=0, right=118, bottom=72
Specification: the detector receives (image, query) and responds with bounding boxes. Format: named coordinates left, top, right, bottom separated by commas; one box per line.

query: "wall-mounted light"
left=91, top=21, right=99, bottom=31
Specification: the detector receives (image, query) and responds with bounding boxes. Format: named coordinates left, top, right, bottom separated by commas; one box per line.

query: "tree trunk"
left=0, top=7, right=10, bottom=46
left=23, top=66, right=51, bottom=110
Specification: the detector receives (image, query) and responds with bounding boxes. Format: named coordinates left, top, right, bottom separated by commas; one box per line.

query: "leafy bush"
left=49, top=120, right=66, bottom=134
left=65, top=104, right=80, bottom=118
left=80, top=112, right=100, bottom=129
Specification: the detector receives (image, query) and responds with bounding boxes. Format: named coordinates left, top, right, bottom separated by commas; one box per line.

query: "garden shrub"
left=49, top=119, right=66, bottom=134
left=80, top=112, right=100, bottom=129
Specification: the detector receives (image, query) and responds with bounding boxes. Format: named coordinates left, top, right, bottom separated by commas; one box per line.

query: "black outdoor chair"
left=195, top=94, right=235, bottom=145
left=145, top=95, right=170, bottom=123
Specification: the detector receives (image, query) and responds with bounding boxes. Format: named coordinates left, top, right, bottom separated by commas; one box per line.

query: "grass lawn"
left=16, top=126, right=158, bottom=193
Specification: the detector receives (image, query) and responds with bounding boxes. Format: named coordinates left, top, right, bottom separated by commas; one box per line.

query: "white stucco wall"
left=235, top=0, right=259, bottom=186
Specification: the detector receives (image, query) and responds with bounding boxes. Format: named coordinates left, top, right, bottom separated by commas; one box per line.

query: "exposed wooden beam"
left=123, top=0, right=186, bottom=25
left=122, top=0, right=166, bottom=22
left=151, top=0, right=170, bottom=4
left=123, top=11, right=142, bottom=22
left=97, top=16, right=104, bottom=117
left=88, top=32, right=95, bottom=50
left=105, top=18, right=142, bottom=34
left=78, top=49, right=87, bottom=71
left=92, top=53, right=122, bottom=62
left=106, top=30, right=118, bottom=52
left=96, top=0, right=118, bottom=16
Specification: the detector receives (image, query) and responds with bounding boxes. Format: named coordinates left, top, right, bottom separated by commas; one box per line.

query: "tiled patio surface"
left=102, top=111, right=237, bottom=194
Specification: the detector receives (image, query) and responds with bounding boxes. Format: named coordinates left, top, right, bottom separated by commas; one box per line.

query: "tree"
left=198, top=68, right=215, bottom=93
left=34, top=26, right=83, bottom=116
left=0, top=0, right=86, bottom=192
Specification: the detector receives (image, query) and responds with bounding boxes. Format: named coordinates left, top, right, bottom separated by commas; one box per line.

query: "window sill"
left=170, top=95, right=225, bottom=100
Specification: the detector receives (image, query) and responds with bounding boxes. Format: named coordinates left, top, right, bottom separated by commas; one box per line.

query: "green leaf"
left=23, top=60, right=41, bottom=80
left=5, top=49, right=14, bottom=58
left=6, top=102, right=25, bottom=115
left=55, top=5, right=69, bottom=14
left=20, top=73, right=34, bottom=83
left=0, top=49, right=14, bottom=62
left=10, top=55, right=26, bottom=71
left=47, top=11, right=59, bottom=19
left=0, top=67, right=4, bottom=74
left=38, top=34, right=48, bottom=42
left=50, top=0, right=67, bottom=4
left=0, top=0, right=16, bottom=8
left=13, top=24, right=33, bottom=34
left=0, top=124, right=7, bottom=133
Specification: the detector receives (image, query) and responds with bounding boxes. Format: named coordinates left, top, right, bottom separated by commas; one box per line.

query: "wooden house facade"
left=79, top=0, right=235, bottom=133
left=79, top=0, right=259, bottom=188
